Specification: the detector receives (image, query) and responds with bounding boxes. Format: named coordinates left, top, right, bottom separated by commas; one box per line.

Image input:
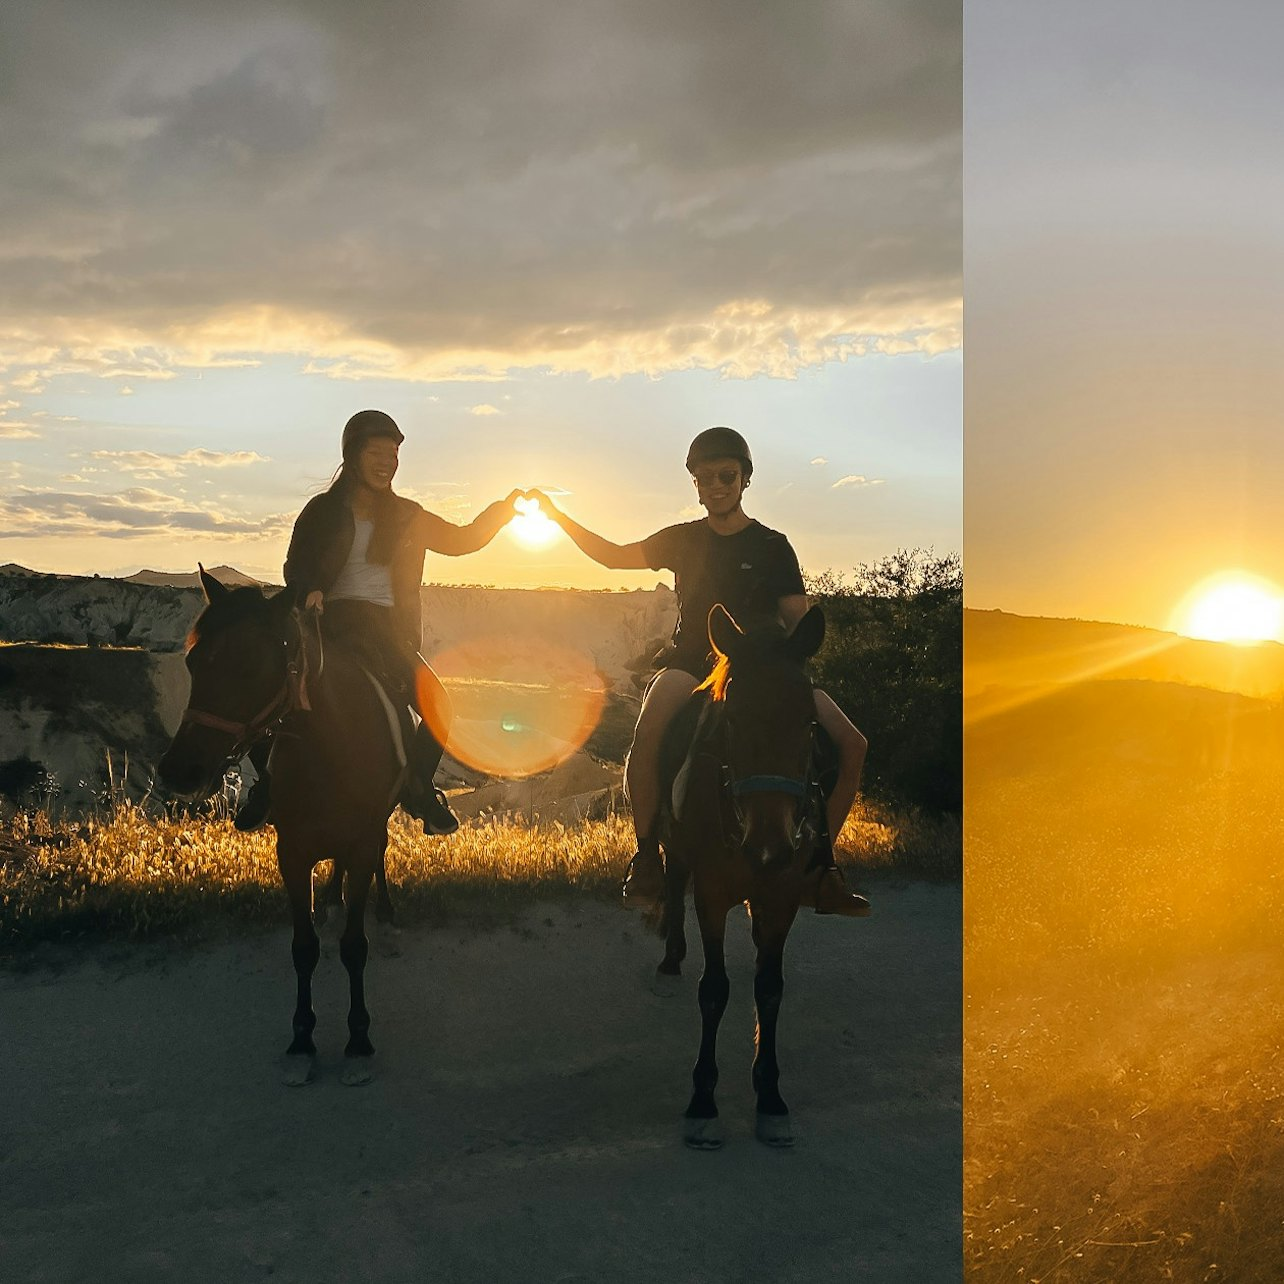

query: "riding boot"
left=798, top=804, right=870, bottom=917
left=804, top=865, right=872, bottom=917
left=622, top=836, right=665, bottom=909
left=234, top=738, right=273, bottom=832
left=400, top=720, right=458, bottom=835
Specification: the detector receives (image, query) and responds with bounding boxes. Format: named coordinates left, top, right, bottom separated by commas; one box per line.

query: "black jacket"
left=283, top=490, right=427, bottom=651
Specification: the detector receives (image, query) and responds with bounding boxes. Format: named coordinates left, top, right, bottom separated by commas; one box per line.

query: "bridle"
left=719, top=712, right=819, bottom=854
left=179, top=606, right=322, bottom=769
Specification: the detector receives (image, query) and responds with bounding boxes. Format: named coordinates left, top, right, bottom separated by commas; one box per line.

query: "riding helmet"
left=685, top=426, right=753, bottom=478
left=342, top=409, right=404, bottom=461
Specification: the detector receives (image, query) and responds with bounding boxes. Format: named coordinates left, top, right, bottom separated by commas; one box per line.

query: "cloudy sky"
left=0, top=0, right=961, bottom=589
left=966, top=0, right=1284, bottom=631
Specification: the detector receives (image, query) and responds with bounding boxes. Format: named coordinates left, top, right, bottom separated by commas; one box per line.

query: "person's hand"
left=481, top=490, right=522, bottom=524
left=524, top=488, right=563, bottom=523
left=304, top=589, right=324, bottom=613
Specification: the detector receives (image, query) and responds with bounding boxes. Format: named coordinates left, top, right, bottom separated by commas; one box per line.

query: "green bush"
left=808, top=549, right=961, bottom=814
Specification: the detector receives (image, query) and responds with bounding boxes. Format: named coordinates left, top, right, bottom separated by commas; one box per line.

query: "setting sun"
left=506, top=496, right=560, bottom=550
left=1170, top=572, right=1284, bottom=644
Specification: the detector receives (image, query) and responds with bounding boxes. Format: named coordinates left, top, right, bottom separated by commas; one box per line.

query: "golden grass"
left=966, top=765, right=1284, bottom=1281
left=0, top=799, right=956, bottom=949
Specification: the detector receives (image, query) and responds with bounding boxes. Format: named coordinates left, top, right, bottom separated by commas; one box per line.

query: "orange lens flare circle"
left=426, top=634, right=606, bottom=779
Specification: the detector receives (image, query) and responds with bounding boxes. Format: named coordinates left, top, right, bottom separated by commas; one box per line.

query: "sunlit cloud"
left=89, top=448, right=270, bottom=476
left=832, top=475, right=885, bottom=489
left=469, top=404, right=501, bottom=416
left=811, top=457, right=828, bottom=465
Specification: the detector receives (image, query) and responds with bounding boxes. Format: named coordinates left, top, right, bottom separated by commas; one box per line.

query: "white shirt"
left=327, top=519, right=395, bottom=607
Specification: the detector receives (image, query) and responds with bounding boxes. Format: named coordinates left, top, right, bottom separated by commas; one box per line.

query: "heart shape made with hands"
left=508, top=492, right=560, bottom=549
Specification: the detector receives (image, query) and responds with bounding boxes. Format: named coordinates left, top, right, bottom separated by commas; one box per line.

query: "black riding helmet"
left=685, top=426, right=753, bottom=479
left=342, top=409, right=404, bottom=462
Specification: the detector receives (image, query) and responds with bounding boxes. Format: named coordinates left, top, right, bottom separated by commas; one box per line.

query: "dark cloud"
left=0, top=0, right=960, bottom=378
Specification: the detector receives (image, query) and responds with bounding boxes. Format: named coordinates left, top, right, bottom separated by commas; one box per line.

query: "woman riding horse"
left=235, top=409, right=520, bottom=835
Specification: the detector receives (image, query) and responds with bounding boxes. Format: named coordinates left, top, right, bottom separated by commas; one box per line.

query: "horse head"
left=157, top=567, right=298, bottom=799
left=704, top=602, right=826, bottom=871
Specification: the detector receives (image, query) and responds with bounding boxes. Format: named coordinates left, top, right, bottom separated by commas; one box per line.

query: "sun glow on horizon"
left=1170, top=572, right=1284, bottom=645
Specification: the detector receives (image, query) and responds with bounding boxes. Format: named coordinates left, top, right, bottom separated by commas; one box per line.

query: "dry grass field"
left=0, top=798, right=959, bottom=950
left=966, top=744, right=1284, bottom=1281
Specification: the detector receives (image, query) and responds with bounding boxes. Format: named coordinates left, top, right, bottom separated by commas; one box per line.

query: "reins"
left=181, top=605, right=322, bottom=767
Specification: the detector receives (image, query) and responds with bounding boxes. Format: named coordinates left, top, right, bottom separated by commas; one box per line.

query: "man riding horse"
left=528, top=426, right=870, bottom=917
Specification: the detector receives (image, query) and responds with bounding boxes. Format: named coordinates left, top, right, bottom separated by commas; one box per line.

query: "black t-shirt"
left=642, top=519, right=806, bottom=670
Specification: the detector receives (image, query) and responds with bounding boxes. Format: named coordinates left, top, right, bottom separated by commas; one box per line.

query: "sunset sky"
left=966, top=0, right=1284, bottom=635
left=0, top=1, right=961, bottom=590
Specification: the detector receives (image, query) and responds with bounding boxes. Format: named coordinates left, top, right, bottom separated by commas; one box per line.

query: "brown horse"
left=157, top=568, right=404, bottom=1086
left=655, top=603, right=830, bottom=1149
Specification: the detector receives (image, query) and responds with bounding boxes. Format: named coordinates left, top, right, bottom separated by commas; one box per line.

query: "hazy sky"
left=966, top=0, right=1284, bottom=631
left=0, top=0, right=960, bottom=589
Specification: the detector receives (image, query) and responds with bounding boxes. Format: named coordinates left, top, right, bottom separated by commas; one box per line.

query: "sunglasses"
left=693, top=468, right=742, bottom=490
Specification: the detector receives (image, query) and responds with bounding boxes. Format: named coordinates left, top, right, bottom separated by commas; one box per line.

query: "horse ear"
left=198, top=564, right=228, bottom=603
left=271, top=583, right=299, bottom=617
left=784, top=606, right=825, bottom=662
left=708, top=603, right=743, bottom=660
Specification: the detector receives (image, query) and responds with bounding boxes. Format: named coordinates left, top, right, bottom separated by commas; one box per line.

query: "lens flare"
left=427, top=634, right=606, bottom=778
left=1170, top=571, right=1284, bottom=644
left=507, top=496, right=560, bottom=550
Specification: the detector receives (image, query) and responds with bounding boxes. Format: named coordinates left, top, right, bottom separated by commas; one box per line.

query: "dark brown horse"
left=158, top=569, right=404, bottom=1086
left=656, top=603, right=830, bottom=1149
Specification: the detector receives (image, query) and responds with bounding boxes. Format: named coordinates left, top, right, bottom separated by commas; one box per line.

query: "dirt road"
left=3, top=879, right=960, bottom=1282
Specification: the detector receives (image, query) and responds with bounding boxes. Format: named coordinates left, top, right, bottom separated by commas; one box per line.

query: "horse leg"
left=280, top=853, right=320, bottom=1086
left=374, top=853, right=397, bottom=926
left=652, top=851, right=688, bottom=997
left=749, top=901, right=798, bottom=1147
left=683, top=895, right=730, bottom=1149
left=372, top=848, right=402, bottom=957
left=314, top=859, right=344, bottom=929
left=339, top=862, right=376, bottom=1085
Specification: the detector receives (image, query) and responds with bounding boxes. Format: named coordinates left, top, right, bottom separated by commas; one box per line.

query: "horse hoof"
left=340, top=1057, right=375, bottom=1087
left=281, top=1054, right=315, bottom=1087
left=683, top=1117, right=724, bottom=1150
left=755, top=1114, right=794, bottom=1148
left=651, top=970, right=682, bottom=998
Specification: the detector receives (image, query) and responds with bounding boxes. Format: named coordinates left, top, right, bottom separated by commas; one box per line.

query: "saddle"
left=276, top=607, right=414, bottom=794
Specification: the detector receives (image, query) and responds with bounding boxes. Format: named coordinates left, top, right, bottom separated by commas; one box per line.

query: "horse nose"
left=754, top=842, right=795, bottom=871
left=744, top=823, right=796, bottom=870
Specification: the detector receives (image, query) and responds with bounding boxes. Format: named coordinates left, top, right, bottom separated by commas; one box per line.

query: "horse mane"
left=695, top=620, right=804, bottom=703
left=185, top=585, right=271, bottom=652
left=695, top=653, right=732, bottom=702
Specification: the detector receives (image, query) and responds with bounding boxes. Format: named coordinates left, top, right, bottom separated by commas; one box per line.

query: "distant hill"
left=965, top=608, right=1284, bottom=780
left=0, top=567, right=677, bottom=813
left=123, top=566, right=266, bottom=589
left=965, top=608, right=1284, bottom=700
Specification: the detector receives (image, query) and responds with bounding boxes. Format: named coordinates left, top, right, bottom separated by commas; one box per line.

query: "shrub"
left=807, top=549, right=961, bottom=813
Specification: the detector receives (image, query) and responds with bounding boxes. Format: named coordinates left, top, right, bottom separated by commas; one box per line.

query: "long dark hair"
left=325, top=463, right=402, bottom=566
